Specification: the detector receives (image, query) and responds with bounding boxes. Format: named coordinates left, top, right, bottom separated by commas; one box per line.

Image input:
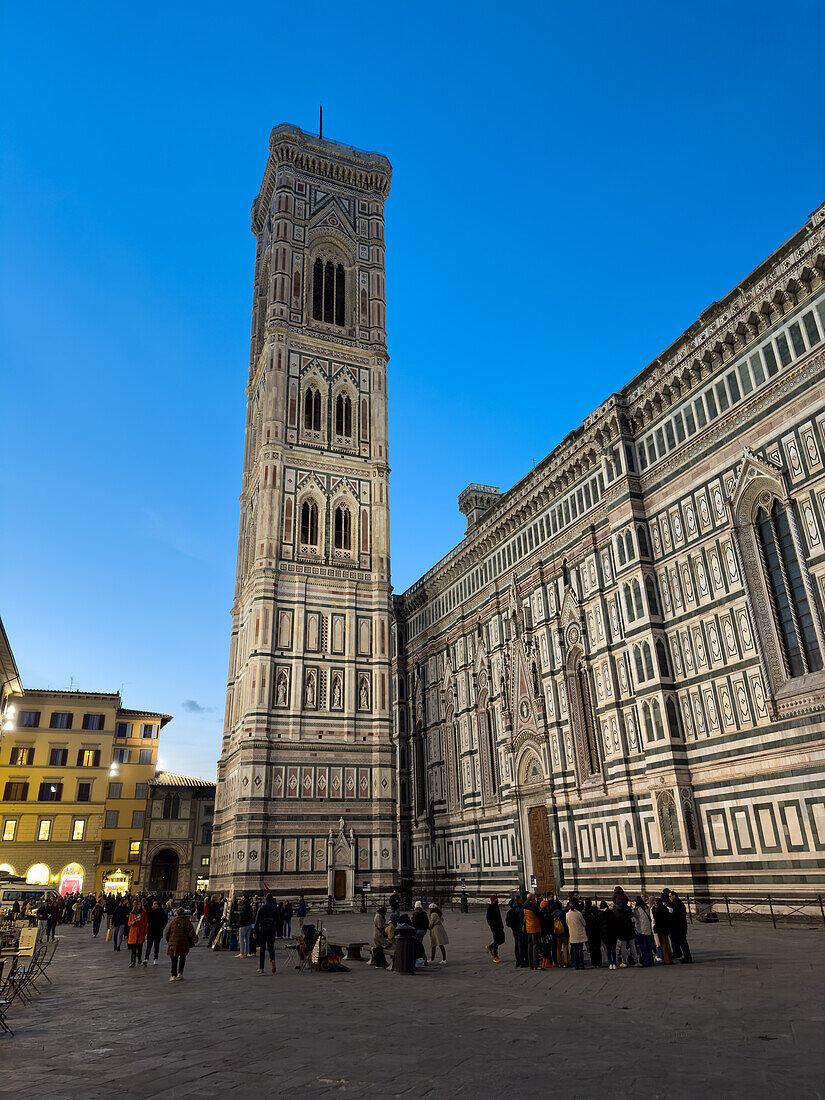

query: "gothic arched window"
left=652, top=699, right=664, bottom=740
left=666, top=696, right=681, bottom=738
left=335, top=393, right=353, bottom=437
left=312, top=257, right=346, bottom=326
left=643, top=702, right=654, bottom=743
left=300, top=500, right=319, bottom=546
left=656, top=638, right=671, bottom=678
left=486, top=708, right=498, bottom=795
left=571, top=658, right=600, bottom=778
left=632, top=579, right=644, bottom=619
left=657, top=790, right=682, bottom=853
left=643, top=642, right=654, bottom=680
left=637, top=524, right=650, bottom=558
left=645, top=576, right=660, bottom=616
left=624, top=585, right=634, bottom=622
left=333, top=505, right=351, bottom=551
left=634, top=646, right=645, bottom=683
left=624, top=531, right=634, bottom=561
left=755, top=499, right=823, bottom=678
left=303, top=387, right=321, bottom=432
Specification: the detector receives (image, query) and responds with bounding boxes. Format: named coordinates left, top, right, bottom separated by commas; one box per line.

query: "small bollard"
left=460, top=891, right=469, bottom=914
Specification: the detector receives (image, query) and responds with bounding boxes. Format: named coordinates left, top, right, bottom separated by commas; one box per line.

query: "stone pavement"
left=1, top=911, right=823, bottom=1099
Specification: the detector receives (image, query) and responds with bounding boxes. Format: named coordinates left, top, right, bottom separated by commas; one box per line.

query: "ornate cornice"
left=252, top=124, right=392, bottom=234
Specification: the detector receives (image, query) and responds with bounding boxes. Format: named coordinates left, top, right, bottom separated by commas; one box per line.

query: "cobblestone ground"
left=1, top=911, right=823, bottom=1099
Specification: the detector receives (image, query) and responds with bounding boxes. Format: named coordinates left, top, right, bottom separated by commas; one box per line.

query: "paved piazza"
left=2, top=912, right=823, bottom=1098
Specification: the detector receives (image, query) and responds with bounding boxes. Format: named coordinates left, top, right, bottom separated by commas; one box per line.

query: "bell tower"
left=211, top=125, right=396, bottom=900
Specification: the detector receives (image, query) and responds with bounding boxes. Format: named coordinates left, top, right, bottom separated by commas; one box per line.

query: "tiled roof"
left=150, top=772, right=215, bottom=789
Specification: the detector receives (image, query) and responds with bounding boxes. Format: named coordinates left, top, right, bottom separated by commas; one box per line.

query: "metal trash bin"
left=392, top=923, right=416, bottom=974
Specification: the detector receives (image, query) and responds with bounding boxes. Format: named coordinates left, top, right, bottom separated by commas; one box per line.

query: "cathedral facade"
left=211, top=126, right=397, bottom=900
left=395, top=203, right=825, bottom=904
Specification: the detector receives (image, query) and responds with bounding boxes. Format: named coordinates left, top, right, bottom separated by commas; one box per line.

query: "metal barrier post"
left=687, top=895, right=693, bottom=924
left=724, top=895, right=732, bottom=926
left=767, top=894, right=776, bottom=928
left=819, top=894, right=825, bottom=930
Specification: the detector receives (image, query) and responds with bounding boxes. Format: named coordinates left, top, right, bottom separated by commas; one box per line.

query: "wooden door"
left=527, top=805, right=555, bottom=896
left=334, top=870, right=347, bottom=900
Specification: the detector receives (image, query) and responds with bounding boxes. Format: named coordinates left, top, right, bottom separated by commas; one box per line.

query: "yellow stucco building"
left=0, top=683, right=171, bottom=895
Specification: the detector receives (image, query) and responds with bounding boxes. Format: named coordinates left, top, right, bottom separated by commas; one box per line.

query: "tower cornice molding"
left=252, top=123, right=392, bottom=234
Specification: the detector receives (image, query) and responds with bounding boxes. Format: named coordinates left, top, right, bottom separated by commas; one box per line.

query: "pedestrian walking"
left=566, top=901, right=587, bottom=970
left=372, top=906, right=391, bottom=968
left=127, top=902, right=148, bottom=967
left=165, top=907, right=198, bottom=981
left=296, top=894, right=307, bottom=931
left=411, top=900, right=429, bottom=959
left=599, top=900, right=618, bottom=969
left=428, top=903, right=448, bottom=964
left=91, top=898, right=104, bottom=937
left=503, top=897, right=523, bottom=968
left=485, top=894, right=505, bottom=963
left=281, top=899, right=293, bottom=940
left=551, top=900, right=569, bottom=968
left=583, top=899, right=602, bottom=967
left=633, top=895, right=655, bottom=967
left=146, top=900, right=168, bottom=965
left=523, top=893, right=542, bottom=971
left=255, top=893, right=278, bottom=974
left=667, top=889, right=693, bottom=963
left=236, top=894, right=254, bottom=958
left=613, top=889, right=637, bottom=967
left=112, top=898, right=129, bottom=952
left=652, top=896, right=673, bottom=963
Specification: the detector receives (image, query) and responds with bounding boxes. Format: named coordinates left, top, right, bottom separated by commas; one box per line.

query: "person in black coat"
left=666, top=889, right=693, bottom=963
left=505, top=896, right=526, bottom=968
left=612, top=895, right=638, bottom=967
left=255, top=894, right=279, bottom=973
left=599, top=900, right=618, bottom=969
left=145, top=900, right=169, bottom=965
left=583, top=899, right=602, bottom=968
left=485, top=895, right=505, bottom=963
left=652, top=896, right=673, bottom=963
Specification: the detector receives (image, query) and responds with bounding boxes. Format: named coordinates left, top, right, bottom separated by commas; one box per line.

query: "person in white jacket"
left=632, top=895, right=655, bottom=967
left=566, top=902, right=588, bottom=970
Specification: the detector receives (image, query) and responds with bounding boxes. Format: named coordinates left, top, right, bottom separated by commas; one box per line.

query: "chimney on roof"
left=458, top=484, right=500, bottom=531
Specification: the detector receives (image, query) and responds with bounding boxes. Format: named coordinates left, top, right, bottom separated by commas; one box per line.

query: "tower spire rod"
left=319, top=103, right=323, bottom=140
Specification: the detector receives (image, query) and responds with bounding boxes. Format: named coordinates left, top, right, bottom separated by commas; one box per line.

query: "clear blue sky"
left=1, top=1, right=823, bottom=780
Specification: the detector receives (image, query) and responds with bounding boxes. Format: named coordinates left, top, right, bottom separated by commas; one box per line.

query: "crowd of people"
left=10, top=882, right=694, bottom=981
left=490, top=886, right=693, bottom=970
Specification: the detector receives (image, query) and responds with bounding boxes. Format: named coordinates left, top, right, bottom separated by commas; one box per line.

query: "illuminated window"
left=3, top=819, right=16, bottom=842
left=129, top=841, right=140, bottom=861
left=201, top=856, right=210, bottom=866
left=38, top=819, right=52, bottom=841
left=37, top=782, right=63, bottom=802
left=72, top=819, right=85, bottom=841
left=78, top=749, right=100, bottom=768
left=10, top=746, right=35, bottom=766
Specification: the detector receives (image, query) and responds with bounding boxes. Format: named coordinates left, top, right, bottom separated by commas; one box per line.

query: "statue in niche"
left=359, top=676, right=369, bottom=709
left=306, top=670, right=316, bottom=707
left=332, top=674, right=342, bottom=709
left=276, top=670, right=288, bottom=706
